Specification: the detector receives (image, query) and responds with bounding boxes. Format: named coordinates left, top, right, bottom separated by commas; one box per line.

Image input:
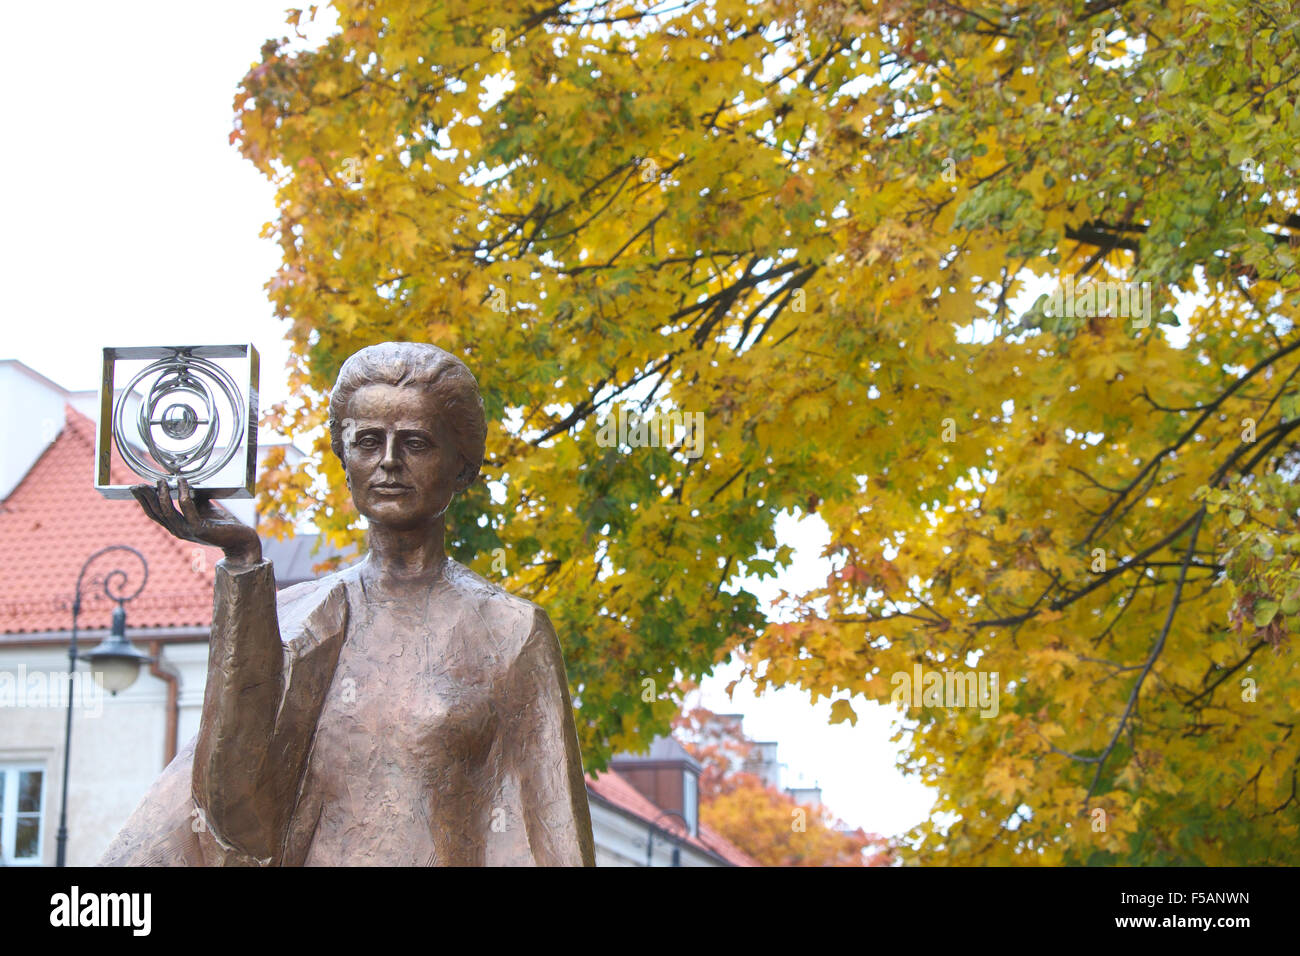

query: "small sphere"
left=159, top=403, right=199, bottom=440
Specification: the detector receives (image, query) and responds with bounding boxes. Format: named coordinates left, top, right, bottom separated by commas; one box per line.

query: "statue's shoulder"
left=274, top=562, right=359, bottom=650
left=442, top=559, right=554, bottom=652
left=275, top=561, right=356, bottom=605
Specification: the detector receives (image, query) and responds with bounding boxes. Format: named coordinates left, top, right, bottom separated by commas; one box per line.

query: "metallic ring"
left=112, top=352, right=245, bottom=485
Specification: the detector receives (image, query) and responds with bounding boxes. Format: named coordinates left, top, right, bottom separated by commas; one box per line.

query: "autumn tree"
left=236, top=0, right=1300, bottom=862
left=674, top=706, right=893, bottom=865
left=705, top=777, right=894, bottom=866
left=671, top=706, right=751, bottom=799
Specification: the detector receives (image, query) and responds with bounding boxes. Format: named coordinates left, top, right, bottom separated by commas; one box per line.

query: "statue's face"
left=341, top=383, right=468, bottom=531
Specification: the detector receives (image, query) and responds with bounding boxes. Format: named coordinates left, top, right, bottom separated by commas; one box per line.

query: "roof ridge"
left=62, top=404, right=105, bottom=473
left=65, top=402, right=94, bottom=428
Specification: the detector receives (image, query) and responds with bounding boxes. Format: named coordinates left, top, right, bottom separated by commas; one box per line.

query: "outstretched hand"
left=131, top=478, right=262, bottom=568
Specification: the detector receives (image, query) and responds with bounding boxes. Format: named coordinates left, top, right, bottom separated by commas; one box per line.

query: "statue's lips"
left=369, top=484, right=413, bottom=495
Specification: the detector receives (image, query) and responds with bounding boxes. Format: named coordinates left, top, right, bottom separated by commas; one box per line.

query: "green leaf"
left=1254, top=600, right=1279, bottom=627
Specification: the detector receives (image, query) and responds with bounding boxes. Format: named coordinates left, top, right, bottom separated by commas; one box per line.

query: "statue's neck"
left=364, top=518, right=448, bottom=584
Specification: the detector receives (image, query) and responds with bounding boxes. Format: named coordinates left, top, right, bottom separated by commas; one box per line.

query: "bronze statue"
left=100, top=343, right=596, bottom=866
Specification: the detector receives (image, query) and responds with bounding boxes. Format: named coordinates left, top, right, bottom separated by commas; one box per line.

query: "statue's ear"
left=456, top=461, right=479, bottom=491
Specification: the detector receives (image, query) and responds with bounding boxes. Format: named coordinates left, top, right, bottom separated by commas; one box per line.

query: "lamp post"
left=646, top=808, right=688, bottom=867
left=55, top=545, right=152, bottom=867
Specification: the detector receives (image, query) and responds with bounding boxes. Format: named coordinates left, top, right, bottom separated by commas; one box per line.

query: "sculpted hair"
left=328, top=342, right=488, bottom=484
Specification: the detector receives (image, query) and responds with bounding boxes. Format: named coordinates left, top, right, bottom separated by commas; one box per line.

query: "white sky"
left=695, top=511, right=934, bottom=837
left=0, top=1, right=934, bottom=838
left=0, top=2, right=296, bottom=409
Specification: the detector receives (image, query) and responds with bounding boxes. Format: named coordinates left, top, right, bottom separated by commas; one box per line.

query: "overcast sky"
left=0, top=1, right=933, bottom=838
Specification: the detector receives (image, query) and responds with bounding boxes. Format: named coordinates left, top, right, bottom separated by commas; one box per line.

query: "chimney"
left=609, top=735, right=703, bottom=836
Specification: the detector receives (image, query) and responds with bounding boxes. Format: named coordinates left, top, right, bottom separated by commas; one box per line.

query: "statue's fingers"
left=177, top=477, right=203, bottom=526
left=153, top=478, right=190, bottom=538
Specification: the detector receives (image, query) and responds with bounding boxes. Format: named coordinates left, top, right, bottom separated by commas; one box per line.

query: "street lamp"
left=646, top=808, right=688, bottom=867
left=55, top=545, right=152, bottom=867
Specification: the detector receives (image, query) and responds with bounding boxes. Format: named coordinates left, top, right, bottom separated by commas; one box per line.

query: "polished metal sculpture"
left=99, top=342, right=595, bottom=866
left=95, top=345, right=259, bottom=499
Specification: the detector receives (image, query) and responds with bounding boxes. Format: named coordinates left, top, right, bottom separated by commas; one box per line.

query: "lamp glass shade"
left=89, top=656, right=144, bottom=695
left=82, top=610, right=153, bottom=695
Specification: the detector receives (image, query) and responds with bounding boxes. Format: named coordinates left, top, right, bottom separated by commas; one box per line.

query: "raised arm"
left=508, top=608, right=596, bottom=867
left=191, top=558, right=287, bottom=862
left=131, top=479, right=286, bottom=862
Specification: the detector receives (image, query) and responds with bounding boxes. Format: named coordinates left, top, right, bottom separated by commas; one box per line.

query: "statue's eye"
left=356, top=434, right=381, bottom=449
left=406, top=437, right=429, bottom=450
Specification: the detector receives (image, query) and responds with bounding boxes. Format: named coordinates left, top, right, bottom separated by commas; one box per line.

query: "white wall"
left=0, top=641, right=203, bottom=866
left=168, top=642, right=208, bottom=746
left=589, top=800, right=724, bottom=867
left=0, top=362, right=69, bottom=500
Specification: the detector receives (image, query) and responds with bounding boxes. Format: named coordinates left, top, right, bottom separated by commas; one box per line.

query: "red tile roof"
left=0, top=406, right=220, bottom=634
left=697, top=821, right=762, bottom=867
left=585, top=769, right=761, bottom=866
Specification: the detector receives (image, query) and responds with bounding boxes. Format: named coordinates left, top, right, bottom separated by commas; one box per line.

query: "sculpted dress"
left=99, top=556, right=596, bottom=866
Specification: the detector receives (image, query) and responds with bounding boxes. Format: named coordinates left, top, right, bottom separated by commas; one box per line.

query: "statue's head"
left=327, top=342, right=487, bottom=530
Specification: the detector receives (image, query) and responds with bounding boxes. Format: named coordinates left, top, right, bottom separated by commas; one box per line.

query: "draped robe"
left=98, top=558, right=595, bottom=866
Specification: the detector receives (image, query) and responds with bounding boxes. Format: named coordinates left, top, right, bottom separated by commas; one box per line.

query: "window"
left=0, top=765, right=46, bottom=865
left=683, top=770, right=698, bottom=836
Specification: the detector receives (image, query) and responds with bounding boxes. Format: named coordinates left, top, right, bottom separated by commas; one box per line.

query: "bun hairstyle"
left=327, top=342, right=487, bottom=486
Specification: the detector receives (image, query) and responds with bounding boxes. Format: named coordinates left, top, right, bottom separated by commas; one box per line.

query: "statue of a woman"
left=100, top=342, right=595, bottom=866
